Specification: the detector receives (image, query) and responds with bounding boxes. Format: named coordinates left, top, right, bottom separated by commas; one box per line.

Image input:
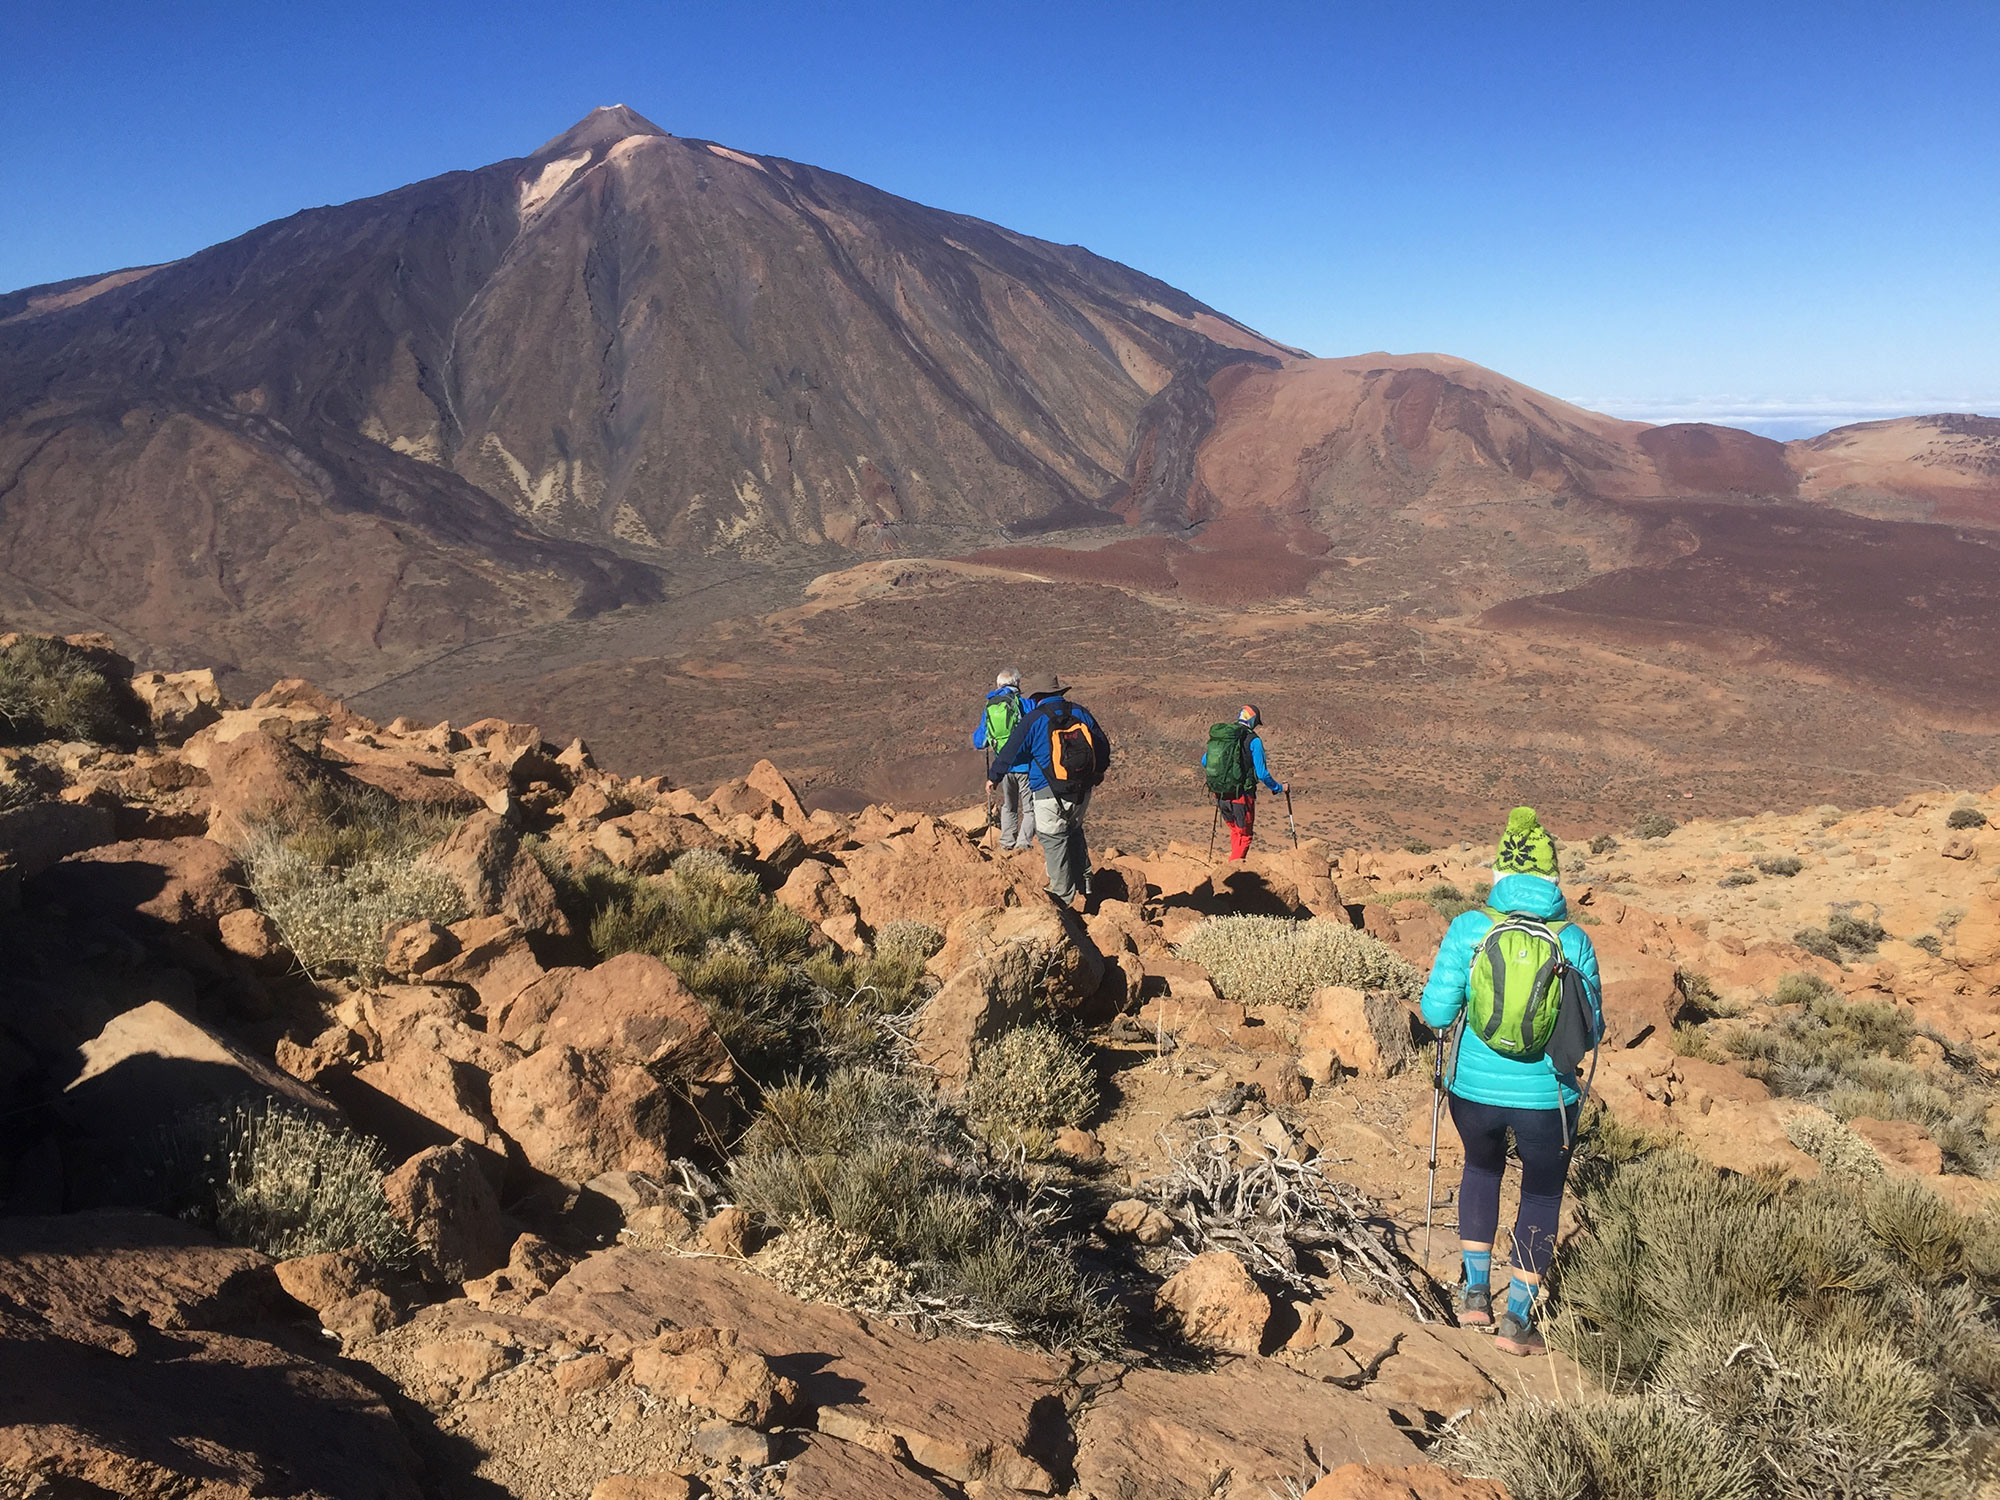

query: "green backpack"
left=1203, top=722, right=1255, bottom=797
left=1466, top=908, right=1573, bottom=1062
left=982, top=692, right=1022, bottom=753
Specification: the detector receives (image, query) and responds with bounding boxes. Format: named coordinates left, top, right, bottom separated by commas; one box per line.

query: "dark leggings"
left=1451, top=1094, right=1579, bottom=1275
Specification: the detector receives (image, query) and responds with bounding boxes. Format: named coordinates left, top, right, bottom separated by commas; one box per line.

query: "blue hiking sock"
left=1506, top=1276, right=1538, bottom=1324
left=1461, top=1248, right=1492, bottom=1290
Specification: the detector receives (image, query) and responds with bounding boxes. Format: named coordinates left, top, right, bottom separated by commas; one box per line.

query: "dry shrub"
left=1174, top=915, right=1421, bottom=1008
left=243, top=836, right=464, bottom=977
left=753, top=1217, right=913, bottom=1312
left=162, top=1102, right=410, bottom=1264
left=1756, top=854, right=1804, bottom=877
left=1783, top=1106, right=1886, bottom=1178
left=1530, top=1145, right=1999, bottom=1492
left=874, top=920, right=944, bottom=966
left=1634, top=813, right=1677, bottom=840
left=1946, top=807, right=1987, bottom=831
left=240, top=776, right=466, bottom=977
left=1443, top=1392, right=1755, bottom=1500
left=727, top=1068, right=1119, bottom=1353
left=963, top=1024, right=1100, bottom=1152
left=0, top=636, right=138, bottom=745
left=1726, top=975, right=1996, bottom=1177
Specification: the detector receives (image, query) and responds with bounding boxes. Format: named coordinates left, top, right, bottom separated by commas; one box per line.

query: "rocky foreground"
left=2, top=635, right=1996, bottom=1499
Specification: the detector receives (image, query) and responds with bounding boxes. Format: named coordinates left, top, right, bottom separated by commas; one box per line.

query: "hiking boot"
left=1493, top=1310, right=1545, bottom=1356
left=1455, top=1281, right=1493, bottom=1327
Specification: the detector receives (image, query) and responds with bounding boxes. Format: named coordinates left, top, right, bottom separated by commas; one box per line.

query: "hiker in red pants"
left=1202, top=706, right=1285, bottom=861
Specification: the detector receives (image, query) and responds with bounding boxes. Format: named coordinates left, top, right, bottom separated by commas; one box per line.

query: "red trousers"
left=1219, top=794, right=1255, bottom=860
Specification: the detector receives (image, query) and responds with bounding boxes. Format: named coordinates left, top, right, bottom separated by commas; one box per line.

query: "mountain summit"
left=531, top=102, right=672, bottom=158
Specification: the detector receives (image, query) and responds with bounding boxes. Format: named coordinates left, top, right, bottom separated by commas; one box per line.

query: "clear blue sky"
left=6, top=1, right=1996, bottom=434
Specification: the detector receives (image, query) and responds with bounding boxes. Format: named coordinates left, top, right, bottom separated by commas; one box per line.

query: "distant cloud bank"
left=1570, top=396, right=2000, bottom=442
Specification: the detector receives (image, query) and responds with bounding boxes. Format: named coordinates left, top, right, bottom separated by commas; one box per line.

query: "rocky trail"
left=1, top=631, right=1996, bottom=1499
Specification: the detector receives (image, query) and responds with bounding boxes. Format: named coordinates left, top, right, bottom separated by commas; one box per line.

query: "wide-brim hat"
left=1021, top=672, right=1069, bottom=697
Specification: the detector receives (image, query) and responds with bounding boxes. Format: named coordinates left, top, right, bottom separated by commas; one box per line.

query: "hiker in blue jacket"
left=1420, top=807, right=1603, bottom=1356
left=1200, top=705, right=1285, bottom=861
left=973, top=669, right=1035, bottom=851
left=985, top=672, right=1111, bottom=908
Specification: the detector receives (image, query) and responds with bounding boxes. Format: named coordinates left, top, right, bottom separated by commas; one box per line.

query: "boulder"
left=494, top=954, right=733, bottom=1083
left=776, top=859, right=859, bottom=928
left=385, top=918, right=459, bottom=977
left=128, top=667, right=225, bottom=742
left=1072, top=1357, right=1413, bottom=1500
left=0, top=799, right=116, bottom=877
left=1154, top=1252, right=1271, bottom=1355
left=780, top=1432, right=957, bottom=1499
left=183, top=705, right=330, bottom=768
left=708, top=777, right=780, bottom=821
left=453, top=756, right=516, bottom=818
left=462, top=1231, right=573, bottom=1310
left=383, top=1140, right=509, bottom=1282
left=0, top=1212, right=424, bottom=1498
left=1299, top=986, right=1417, bottom=1077
left=274, top=1249, right=376, bottom=1314
left=489, top=1046, right=678, bottom=1180
left=1103, top=1198, right=1175, bottom=1245
left=60, top=1001, right=333, bottom=1150
left=836, top=817, right=1043, bottom=930
left=910, top=947, right=1039, bottom=1085
left=342, top=1049, right=512, bottom=1164
left=744, top=759, right=810, bottom=826
left=199, top=729, right=327, bottom=849
left=593, top=811, right=723, bottom=873
left=430, top=811, right=572, bottom=936
left=534, top=1249, right=1068, bottom=1491
left=628, top=1326, right=798, bottom=1427
left=927, top=901, right=1107, bottom=1000
left=37, top=836, right=247, bottom=932
left=1849, top=1116, right=1945, bottom=1175
left=427, top=915, right=547, bottom=1019
left=218, top=906, right=286, bottom=964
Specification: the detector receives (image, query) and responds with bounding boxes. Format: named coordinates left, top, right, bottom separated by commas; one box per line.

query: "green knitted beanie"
left=1494, top=806, right=1558, bottom=877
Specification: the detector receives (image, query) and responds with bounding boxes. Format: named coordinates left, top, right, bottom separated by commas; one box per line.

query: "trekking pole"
left=1206, top=794, right=1220, bottom=861
left=1422, top=1026, right=1447, bottom=1272
left=1284, top=787, right=1299, bottom=849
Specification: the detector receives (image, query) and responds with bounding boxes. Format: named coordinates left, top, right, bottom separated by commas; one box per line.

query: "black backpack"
left=1203, top=722, right=1256, bottom=798
left=1042, top=701, right=1106, bottom=796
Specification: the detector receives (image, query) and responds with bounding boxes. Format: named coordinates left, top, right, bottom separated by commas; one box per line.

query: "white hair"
left=996, top=668, right=1020, bottom=687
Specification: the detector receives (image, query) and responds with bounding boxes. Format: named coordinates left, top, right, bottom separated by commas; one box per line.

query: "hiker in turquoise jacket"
left=1420, top=807, right=1603, bottom=1356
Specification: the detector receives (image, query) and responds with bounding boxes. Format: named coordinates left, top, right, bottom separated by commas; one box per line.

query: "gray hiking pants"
left=996, top=771, right=1036, bottom=849
left=1032, top=790, right=1091, bottom=902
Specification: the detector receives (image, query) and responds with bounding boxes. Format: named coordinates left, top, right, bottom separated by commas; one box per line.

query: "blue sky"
left=6, top=1, right=1996, bottom=434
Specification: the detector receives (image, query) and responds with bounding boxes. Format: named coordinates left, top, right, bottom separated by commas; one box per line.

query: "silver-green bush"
left=243, top=833, right=465, bottom=977
left=168, top=1102, right=410, bottom=1263
left=1174, top=915, right=1421, bottom=1007
left=963, top=1024, right=1100, bottom=1149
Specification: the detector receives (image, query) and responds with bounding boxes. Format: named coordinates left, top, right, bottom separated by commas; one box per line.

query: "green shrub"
left=1425, top=881, right=1491, bottom=921
left=162, top=1102, right=410, bottom=1264
left=728, top=1068, right=1119, bottom=1352
left=0, top=636, right=138, bottom=745
left=1755, top=854, right=1804, bottom=877
left=1174, top=915, right=1421, bottom=1008
left=1634, top=813, right=1677, bottom=840
left=1670, top=1023, right=1722, bottom=1062
left=1947, top=807, right=1987, bottom=830
left=1826, top=910, right=1888, bottom=954
left=1912, top=933, right=1945, bottom=958
left=541, top=852, right=936, bottom=1083
left=1718, top=870, right=1757, bottom=888
left=963, top=1025, right=1100, bottom=1151
left=1402, top=838, right=1433, bottom=855
left=1590, top=833, right=1620, bottom=856
left=1792, top=925, right=1842, bottom=962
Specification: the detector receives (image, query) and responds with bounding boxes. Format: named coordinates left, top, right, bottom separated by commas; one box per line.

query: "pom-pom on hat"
left=1494, top=806, right=1558, bottom=877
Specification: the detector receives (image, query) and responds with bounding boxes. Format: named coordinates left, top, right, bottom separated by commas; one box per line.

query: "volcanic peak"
left=531, top=102, right=671, bottom=160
